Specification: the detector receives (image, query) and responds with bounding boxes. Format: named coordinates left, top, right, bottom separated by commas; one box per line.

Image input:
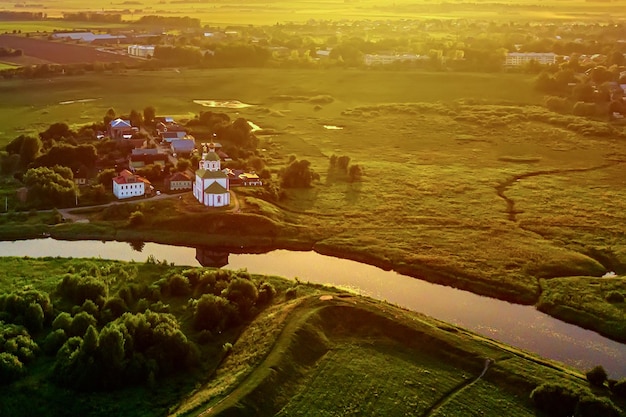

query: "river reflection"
left=2, top=238, right=626, bottom=378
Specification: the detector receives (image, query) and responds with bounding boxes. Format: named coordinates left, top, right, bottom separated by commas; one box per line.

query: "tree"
left=104, top=108, right=116, bottom=126
left=585, top=365, right=608, bottom=387
left=176, top=158, right=191, bottom=172
left=0, top=352, right=24, bottom=384
left=348, top=164, right=363, bottom=182
left=23, top=166, right=77, bottom=208
left=143, top=106, right=156, bottom=125
left=336, top=155, right=350, bottom=172
left=280, top=158, right=316, bottom=188
left=97, top=168, right=116, bottom=189
left=129, top=109, right=143, bottom=127
left=530, top=382, right=580, bottom=417
left=575, top=394, right=620, bottom=417
left=18, top=135, right=41, bottom=168
left=129, top=210, right=145, bottom=227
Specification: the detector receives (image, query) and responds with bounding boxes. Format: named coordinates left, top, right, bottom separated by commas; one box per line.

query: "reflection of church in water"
left=195, top=247, right=229, bottom=268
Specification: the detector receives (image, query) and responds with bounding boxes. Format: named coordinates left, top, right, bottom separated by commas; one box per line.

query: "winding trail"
left=421, top=358, right=493, bottom=417
left=495, top=163, right=618, bottom=222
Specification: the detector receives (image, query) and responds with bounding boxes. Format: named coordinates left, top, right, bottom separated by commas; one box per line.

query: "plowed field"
left=0, top=35, right=139, bottom=64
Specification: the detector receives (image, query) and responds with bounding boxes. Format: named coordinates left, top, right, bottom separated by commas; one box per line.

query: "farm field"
left=2, top=0, right=626, bottom=24
left=0, top=34, right=140, bottom=65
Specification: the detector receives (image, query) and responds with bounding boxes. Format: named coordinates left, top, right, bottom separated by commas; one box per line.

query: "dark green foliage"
left=42, top=329, right=67, bottom=355
left=575, top=394, right=621, bottom=417
left=193, top=294, right=234, bottom=332
left=257, top=281, right=276, bottom=306
left=223, top=277, right=259, bottom=319
left=0, top=352, right=24, bottom=384
left=0, top=289, right=53, bottom=331
left=0, top=322, right=38, bottom=366
left=605, top=291, right=624, bottom=303
left=57, top=273, right=108, bottom=306
left=167, top=274, right=191, bottom=297
left=68, top=311, right=97, bottom=337
left=586, top=365, right=608, bottom=387
left=530, top=382, right=580, bottom=417
left=54, top=310, right=195, bottom=391
left=22, top=165, right=77, bottom=208
left=128, top=210, right=145, bottom=227
left=52, top=312, right=72, bottom=332
left=280, top=158, right=316, bottom=188
left=102, top=297, right=128, bottom=321
left=612, top=379, right=626, bottom=398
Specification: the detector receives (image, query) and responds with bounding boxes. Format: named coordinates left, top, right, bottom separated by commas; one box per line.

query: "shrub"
left=586, top=365, right=608, bottom=387
left=0, top=352, right=24, bottom=383
left=128, top=210, right=145, bottom=227
left=530, top=382, right=580, bottom=417
left=605, top=292, right=624, bottom=303
left=193, top=294, right=233, bottom=331
left=285, top=286, right=298, bottom=300
left=612, top=379, right=626, bottom=398
left=43, top=328, right=67, bottom=354
left=52, top=312, right=72, bottom=332
left=257, top=281, right=276, bottom=306
left=68, top=311, right=97, bottom=337
left=575, top=394, right=621, bottom=417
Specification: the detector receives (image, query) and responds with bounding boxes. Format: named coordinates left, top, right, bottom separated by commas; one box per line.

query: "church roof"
left=204, top=151, right=220, bottom=162
left=196, top=169, right=227, bottom=179
left=204, top=182, right=228, bottom=194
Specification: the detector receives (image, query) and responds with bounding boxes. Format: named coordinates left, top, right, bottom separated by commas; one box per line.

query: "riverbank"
left=0, top=213, right=623, bottom=346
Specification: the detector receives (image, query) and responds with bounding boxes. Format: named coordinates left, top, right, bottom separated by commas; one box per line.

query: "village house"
left=170, top=139, right=196, bottom=156
left=108, top=118, right=135, bottom=140
left=128, top=149, right=168, bottom=171
left=165, top=172, right=192, bottom=191
left=112, top=169, right=150, bottom=199
left=193, top=143, right=230, bottom=207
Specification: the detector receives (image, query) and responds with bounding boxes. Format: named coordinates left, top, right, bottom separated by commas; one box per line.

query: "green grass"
left=8, top=0, right=626, bottom=25
left=277, top=343, right=469, bottom=416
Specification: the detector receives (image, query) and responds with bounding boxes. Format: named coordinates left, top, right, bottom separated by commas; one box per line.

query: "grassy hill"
left=1, top=257, right=624, bottom=417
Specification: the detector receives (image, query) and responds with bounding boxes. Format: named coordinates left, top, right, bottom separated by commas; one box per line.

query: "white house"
left=112, top=169, right=148, bottom=199
left=193, top=143, right=230, bottom=207
left=505, top=52, right=557, bottom=66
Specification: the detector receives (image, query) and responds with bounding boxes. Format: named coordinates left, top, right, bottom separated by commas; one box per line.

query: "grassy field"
left=174, top=294, right=617, bottom=417
left=1, top=68, right=625, bottom=341
left=3, top=0, right=626, bottom=25
left=4, top=257, right=619, bottom=417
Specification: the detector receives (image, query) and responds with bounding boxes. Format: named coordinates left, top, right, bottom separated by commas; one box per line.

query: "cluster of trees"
left=186, top=111, right=259, bottom=151
left=280, top=156, right=319, bottom=188
left=0, top=11, right=44, bottom=20
left=329, top=154, right=363, bottom=183
left=0, top=260, right=280, bottom=392
left=530, top=365, right=626, bottom=417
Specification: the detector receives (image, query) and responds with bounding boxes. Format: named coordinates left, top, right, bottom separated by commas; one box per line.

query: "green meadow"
left=1, top=68, right=625, bottom=341
left=4, top=0, right=626, bottom=24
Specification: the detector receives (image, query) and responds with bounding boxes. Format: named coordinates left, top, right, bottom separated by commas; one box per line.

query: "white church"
left=193, top=142, right=231, bottom=207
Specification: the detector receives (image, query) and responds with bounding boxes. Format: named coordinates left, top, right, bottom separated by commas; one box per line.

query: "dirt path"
left=188, top=295, right=340, bottom=417
left=421, top=358, right=493, bottom=417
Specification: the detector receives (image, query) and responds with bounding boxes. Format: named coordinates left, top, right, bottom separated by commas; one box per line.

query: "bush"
left=605, top=292, right=624, bottom=303
left=128, top=210, right=145, bottom=227
left=612, top=379, right=626, bottom=398
left=0, top=352, right=24, bottom=384
left=68, top=311, right=97, bottom=337
left=43, top=328, right=67, bottom=354
left=575, top=394, right=621, bottom=417
left=285, top=286, right=298, bottom=300
left=193, top=294, right=233, bottom=331
left=52, top=312, right=72, bottom=332
left=586, top=365, right=608, bottom=387
left=257, top=281, right=276, bottom=306
left=530, top=382, right=580, bottom=417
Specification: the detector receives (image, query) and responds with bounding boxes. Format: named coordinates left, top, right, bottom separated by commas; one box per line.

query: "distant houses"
left=505, top=52, right=558, bottom=66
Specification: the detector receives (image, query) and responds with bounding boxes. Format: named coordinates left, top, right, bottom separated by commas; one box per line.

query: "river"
left=2, top=238, right=626, bottom=378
